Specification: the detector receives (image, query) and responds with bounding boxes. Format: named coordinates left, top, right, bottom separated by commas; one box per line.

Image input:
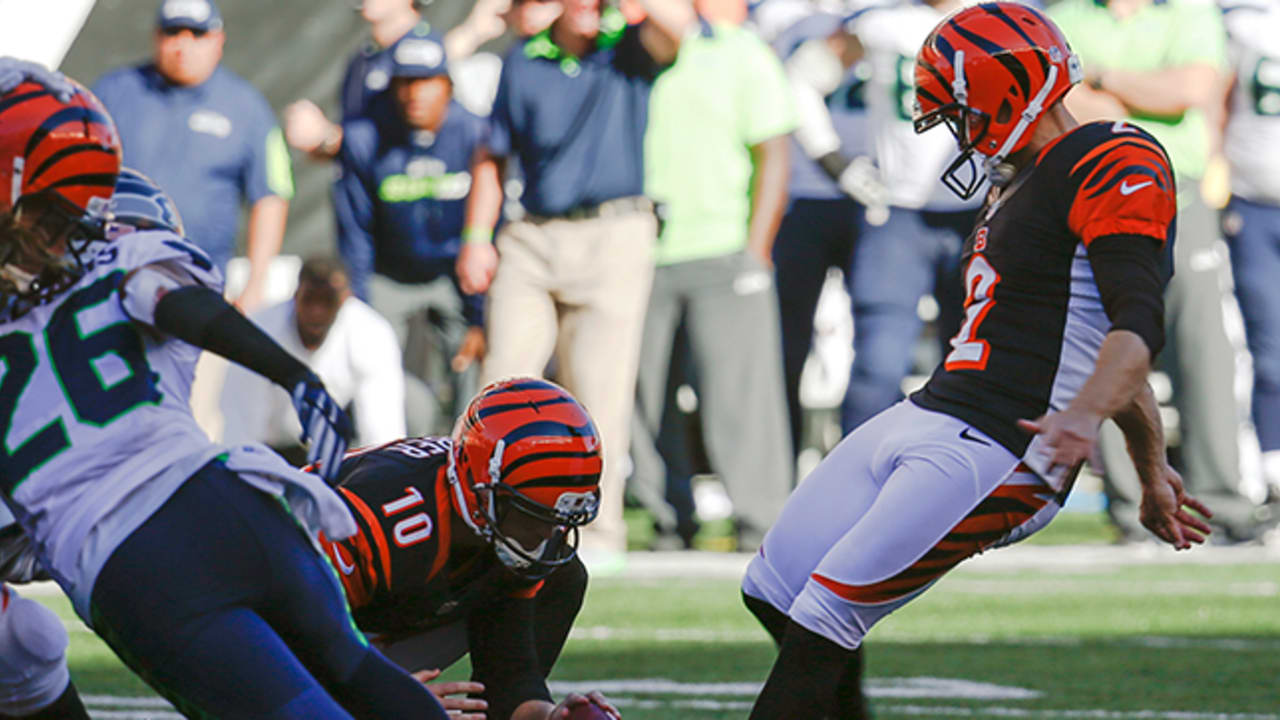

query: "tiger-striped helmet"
left=448, top=377, right=603, bottom=579
left=913, top=2, right=1082, bottom=198
left=0, top=80, right=121, bottom=299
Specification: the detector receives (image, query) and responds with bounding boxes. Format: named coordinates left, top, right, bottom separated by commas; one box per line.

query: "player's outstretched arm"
left=1017, top=329, right=1152, bottom=484
left=120, top=269, right=352, bottom=483
left=1112, top=383, right=1213, bottom=550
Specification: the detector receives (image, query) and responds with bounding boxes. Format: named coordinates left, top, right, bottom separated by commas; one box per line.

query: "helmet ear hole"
left=997, top=98, right=1013, bottom=124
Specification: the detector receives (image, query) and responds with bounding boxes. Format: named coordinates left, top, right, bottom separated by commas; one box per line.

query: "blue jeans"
left=842, top=207, right=972, bottom=433
left=1224, top=195, right=1280, bottom=452
left=89, top=460, right=447, bottom=720
left=775, top=199, right=974, bottom=444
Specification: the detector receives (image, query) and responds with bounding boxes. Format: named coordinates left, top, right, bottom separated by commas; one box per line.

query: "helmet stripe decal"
left=993, top=53, right=1032, bottom=100
left=920, top=62, right=956, bottom=104
left=23, top=107, right=116, bottom=159
left=502, top=449, right=600, bottom=475
left=502, top=419, right=597, bottom=444
left=505, top=474, right=601, bottom=490
left=0, top=88, right=51, bottom=117
left=979, top=3, right=1039, bottom=50
left=26, top=144, right=117, bottom=185
left=41, top=173, right=118, bottom=193
left=935, top=33, right=958, bottom=67
left=486, top=378, right=564, bottom=395
left=478, top=395, right=575, bottom=418
left=948, top=20, right=1006, bottom=57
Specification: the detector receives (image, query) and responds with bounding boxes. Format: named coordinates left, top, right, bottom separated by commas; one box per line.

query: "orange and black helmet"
left=913, top=2, right=1082, bottom=198
left=0, top=80, right=120, bottom=216
left=0, top=80, right=121, bottom=302
left=448, top=377, right=602, bottom=578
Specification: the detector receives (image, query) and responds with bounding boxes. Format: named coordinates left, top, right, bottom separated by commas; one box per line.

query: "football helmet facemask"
left=0, top=80, right=121, bottom=302
left=913, top=2, right=1082, bottom=198
left=448, top=377, right=603, bottom=580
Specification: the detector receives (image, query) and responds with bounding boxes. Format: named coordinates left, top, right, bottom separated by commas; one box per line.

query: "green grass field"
left=39, top=512, right=1280, bottom=719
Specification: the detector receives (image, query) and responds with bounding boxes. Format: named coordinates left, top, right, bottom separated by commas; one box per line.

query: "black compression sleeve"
left=1086, top=234, right=1167, bottom=358
left=153, top=285, right=311, bottom=388
left=468, top=596, right=552, bottom=719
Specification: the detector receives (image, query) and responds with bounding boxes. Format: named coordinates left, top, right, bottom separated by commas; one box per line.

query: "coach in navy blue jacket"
left=93, top=0, right=294, bottom=312
left=333, top=30, right=488, bottom=434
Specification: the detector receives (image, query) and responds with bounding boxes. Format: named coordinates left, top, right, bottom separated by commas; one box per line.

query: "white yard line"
left=80, top=692, right=1279, bottom=720
left=549, top=677, right=1041, bottom=700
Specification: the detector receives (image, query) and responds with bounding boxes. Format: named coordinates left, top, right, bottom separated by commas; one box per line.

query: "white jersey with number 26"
left=0, top=231, right=223, bottom=613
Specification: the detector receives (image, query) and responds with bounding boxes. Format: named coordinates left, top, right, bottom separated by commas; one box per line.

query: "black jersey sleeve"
left=1087, top=233, right=1167, bottom=357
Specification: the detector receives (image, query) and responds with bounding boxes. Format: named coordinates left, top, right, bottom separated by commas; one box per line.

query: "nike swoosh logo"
left=1119, top=180, right=1153, bottom=196
left=959, top=427, right=991, bottom=446
left=332, top=542, right=356, bottom=576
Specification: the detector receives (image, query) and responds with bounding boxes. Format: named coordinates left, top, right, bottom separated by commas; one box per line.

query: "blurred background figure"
left=1219, top=0, right=1280, bottom=508
left=1052, top=0, right=1275, bottom=544
left=221, top=256, right=405, bottom=462
left=91, top=0, right=292, bottom=313
left=458, top=0, right=694, bottom=569
left=283, top=0, right=517, bottom=161
left=630, top=0, right=796, bottom=552
left=836, top=0, right=976, bottom=434
left=333, top=30, right=488, bottom=435
left=759, top=0, right=881, bottom=463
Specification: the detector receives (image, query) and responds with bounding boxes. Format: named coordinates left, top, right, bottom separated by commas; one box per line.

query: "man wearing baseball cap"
left=334, top=30, right=491, bottom=436
left=91, top=0, right=293, bottom=313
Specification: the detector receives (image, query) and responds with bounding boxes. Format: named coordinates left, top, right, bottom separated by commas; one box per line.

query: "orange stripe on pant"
left=812, top=479, right=1050, bottom=605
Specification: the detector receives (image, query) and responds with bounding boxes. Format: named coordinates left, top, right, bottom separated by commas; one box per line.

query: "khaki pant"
left=482, top=210, right=656, bottom=554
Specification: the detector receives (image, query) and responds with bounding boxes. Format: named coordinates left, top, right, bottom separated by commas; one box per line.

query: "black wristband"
left=154, top=286, right=311, bottom=389
left=817, top=151, right=853, bottom=183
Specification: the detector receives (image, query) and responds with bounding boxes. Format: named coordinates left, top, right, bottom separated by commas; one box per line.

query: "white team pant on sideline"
left=743, top=401, right=1061, bottom=650
left=0, top=585, right=70, bottom=715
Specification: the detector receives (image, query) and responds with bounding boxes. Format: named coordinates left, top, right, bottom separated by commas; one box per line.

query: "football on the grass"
left=567, top=702, right=611, bottom=720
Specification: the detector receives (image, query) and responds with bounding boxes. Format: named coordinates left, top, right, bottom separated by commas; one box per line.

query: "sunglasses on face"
left=160, top=26, right=209, bottom=38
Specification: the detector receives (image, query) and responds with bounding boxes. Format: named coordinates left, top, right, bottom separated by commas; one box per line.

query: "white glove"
left=838, top=156, right=891, bottom=225
left=0, top=57, right=76, bottom=101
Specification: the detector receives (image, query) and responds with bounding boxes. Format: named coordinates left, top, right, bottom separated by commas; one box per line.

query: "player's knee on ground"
left=0, top=591, right=71, bottom=717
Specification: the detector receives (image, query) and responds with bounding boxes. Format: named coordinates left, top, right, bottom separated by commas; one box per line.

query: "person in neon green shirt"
left=1052, top=0, right=1271, bottom=544
left=632, top=0, right=797, bottom=551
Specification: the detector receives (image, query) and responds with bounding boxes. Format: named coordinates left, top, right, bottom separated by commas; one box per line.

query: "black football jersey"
left=318, top=436, right=541, bottom=636
left=912, top=120, right=1176, bottom=461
